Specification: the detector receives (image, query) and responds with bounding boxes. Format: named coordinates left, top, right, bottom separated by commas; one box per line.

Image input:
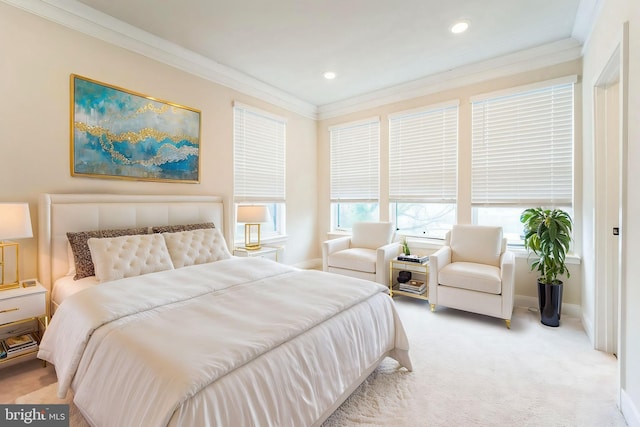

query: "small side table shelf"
left=234, top=246, right=280, bottom=262
left=0, top=281, right=48, bottom=369
left=389, top=258, right=429, bottom=301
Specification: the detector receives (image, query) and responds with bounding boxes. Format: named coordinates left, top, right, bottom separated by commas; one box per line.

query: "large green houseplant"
left=520, top=208, right=573, bottom=327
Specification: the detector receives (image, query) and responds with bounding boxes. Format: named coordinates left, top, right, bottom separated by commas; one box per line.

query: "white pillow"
left=87, top=233, right=174, bottom=283
left=162, top=228, right=231, bottom=268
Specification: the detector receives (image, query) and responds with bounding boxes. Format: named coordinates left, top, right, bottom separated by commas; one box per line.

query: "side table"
left=389, top=258, right=429, bottom=301
left=0, top=281, right=48, bottom=369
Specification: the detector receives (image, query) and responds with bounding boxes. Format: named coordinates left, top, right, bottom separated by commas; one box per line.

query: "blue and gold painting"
left=71, top=75, right=200, bottom=183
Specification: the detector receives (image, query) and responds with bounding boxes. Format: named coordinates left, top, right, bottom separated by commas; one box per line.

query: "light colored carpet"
left=15, top=299, right=627, bottom=427
left=325, top=300, right=627, bottom=426
left=14, top=383, right=88, bottom=427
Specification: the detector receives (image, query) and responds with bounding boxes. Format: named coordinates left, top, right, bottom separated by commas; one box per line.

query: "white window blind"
left=330, top=118, right=380, bottom=202
left=471, top=80, right=574, bottom=206
left=389, top=103, right=458, bottom=202
left=234, top=103, right=286, bottom=202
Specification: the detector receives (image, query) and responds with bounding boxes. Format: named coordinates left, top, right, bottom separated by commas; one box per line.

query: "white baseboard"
left=622, top=389, right=640, bottom=427
left=581, top=308, right=595, bottom=345
left=514, top=295, right=581, bottom=318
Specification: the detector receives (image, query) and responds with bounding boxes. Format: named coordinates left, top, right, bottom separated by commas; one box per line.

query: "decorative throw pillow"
left=67, top=242, right=76, bottom=276
left=151, top=222, right=215, bottom=234
left=67, top=227, right=150, bottom=280
left=162, top=228, right=231, bottom=268
left=87, top=233, right=174, bottom=283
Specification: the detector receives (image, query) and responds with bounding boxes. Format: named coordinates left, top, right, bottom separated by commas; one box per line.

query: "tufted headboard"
left=38, top=193, right=225, bottom=293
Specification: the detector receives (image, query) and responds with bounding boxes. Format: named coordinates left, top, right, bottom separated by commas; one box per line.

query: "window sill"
left=509, top=246, right=581, bottom=265
left=406, top=237, right=581, bottom=265
left=234, top=235, right=288, bottom=248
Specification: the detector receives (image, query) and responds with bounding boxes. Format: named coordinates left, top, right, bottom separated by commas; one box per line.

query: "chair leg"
left=430, top=304, right=436, bottom=312
left=505, top=319, right=511, bottom=329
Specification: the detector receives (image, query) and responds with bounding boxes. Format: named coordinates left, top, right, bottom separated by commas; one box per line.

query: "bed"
left=36, top=193, right=412, bottom=427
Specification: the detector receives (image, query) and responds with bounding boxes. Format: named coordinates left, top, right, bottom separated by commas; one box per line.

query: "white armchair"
left=428, top=225, right=515, bottom=328
left=322, top=222, right=401, bottom=285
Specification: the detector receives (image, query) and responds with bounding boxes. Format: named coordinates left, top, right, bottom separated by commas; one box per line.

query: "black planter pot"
left=537, top=280, right=563, bottom=327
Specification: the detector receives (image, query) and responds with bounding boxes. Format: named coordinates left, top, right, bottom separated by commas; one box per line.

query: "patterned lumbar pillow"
left=67, top=227, right=150, bottom=280
left=151, top=222, right=215, bottom=234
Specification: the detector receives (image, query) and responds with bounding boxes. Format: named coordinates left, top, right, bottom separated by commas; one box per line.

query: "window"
left=471, top=77, right=575, bottom=243
left=389, top=102, right=458, bottom=239
left=233, top=102, right=286, bottom=242
left=330, top=117, right=380, bottom=230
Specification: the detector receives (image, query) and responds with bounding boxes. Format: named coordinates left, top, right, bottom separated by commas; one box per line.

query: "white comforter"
left=38, top=257, right=412, bottom=427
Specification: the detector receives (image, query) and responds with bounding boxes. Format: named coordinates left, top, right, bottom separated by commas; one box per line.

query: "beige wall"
left=317, top=59, right=583, bottom=305
left=0, top=2, right=318, bottom=277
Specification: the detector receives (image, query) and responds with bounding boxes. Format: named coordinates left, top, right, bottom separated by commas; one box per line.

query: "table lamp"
left=0, top=202, right=33, bottom=290
left=237, top=205, right=270, bottom=250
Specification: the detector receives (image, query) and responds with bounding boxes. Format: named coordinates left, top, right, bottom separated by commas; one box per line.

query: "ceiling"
left=9, top=0, right=600, bottom=116
left=72, top=0, right=596, bottom=106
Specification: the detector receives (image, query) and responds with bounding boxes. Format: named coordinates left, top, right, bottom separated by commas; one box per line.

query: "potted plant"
left=401, top=236, right=410, bottom=256
left=520, top=208, right=573, bottom=327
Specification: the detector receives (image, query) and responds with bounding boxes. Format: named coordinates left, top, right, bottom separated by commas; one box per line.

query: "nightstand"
left=0, top=281, right=47, bottom=369
left=234, top=246, right=280, bottom=262
left=389, top=258, right=429, bottom=301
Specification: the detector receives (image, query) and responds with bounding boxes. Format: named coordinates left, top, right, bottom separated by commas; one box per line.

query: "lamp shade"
left=0, top=203, right=33, bottom=240
left=237, top=205, right=270, bottom=223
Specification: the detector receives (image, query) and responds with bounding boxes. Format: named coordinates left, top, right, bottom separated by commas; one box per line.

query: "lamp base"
left=244, top=224, right=262, bottom=251
left=0, top=282, right=21, bottom=291
left=0, top=241, right=21, bottom=290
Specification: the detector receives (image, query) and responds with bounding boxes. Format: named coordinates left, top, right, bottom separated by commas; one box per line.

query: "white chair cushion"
left=88, top=233, right=174, bottom=283
left=439, top=262, right=502, bottom=294
left=450, top=225, right=503, bottom=266
left=327, top=248, right=377, bottom=274
left=162, top=228, right=231, bottom=268
left=351, top=222, right=394, bottom=250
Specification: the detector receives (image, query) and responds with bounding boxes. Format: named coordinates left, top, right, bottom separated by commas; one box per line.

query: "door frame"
left=592, top=23, right=629, bottom=407
left=593, top=47, right=621, bottom=355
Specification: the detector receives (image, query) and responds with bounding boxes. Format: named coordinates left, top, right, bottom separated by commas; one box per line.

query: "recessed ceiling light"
left=323, top=71, right=336, bottom=80
left=450, top=21, right=469, bottom=34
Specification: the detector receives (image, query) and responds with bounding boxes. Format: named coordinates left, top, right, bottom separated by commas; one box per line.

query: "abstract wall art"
left=71, top=74, right=201, bottom=183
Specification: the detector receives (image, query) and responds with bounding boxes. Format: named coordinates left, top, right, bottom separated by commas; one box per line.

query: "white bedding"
left=51, top=275, right=99, bottom=307
left=39, top=257, right=412, bottom=427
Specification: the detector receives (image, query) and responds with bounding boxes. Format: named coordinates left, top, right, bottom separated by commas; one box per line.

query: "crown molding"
left=2, top=0, right=319, bottom=119
left=317, top=38, right=583, bottom=120
left=572, top=0, right=604, bottom=50
left=5, top=0, right=587, bottom=123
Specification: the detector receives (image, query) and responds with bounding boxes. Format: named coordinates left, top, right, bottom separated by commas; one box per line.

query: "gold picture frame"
left=70, top=74, right=201, bottom=183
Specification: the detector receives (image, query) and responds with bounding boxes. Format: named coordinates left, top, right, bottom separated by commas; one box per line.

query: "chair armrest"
left=376, top=242, right=402, bottom=285
left=322, top=236, right=352, bottom=271
left=428, top=246, right=451, bottom=299
left=500, top=250, right=516, bottom=311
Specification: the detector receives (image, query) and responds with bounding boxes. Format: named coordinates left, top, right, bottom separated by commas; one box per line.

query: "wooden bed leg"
left=430, top=304, right=435, bottom=312
left=505, top=319, right=511, bottom=329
